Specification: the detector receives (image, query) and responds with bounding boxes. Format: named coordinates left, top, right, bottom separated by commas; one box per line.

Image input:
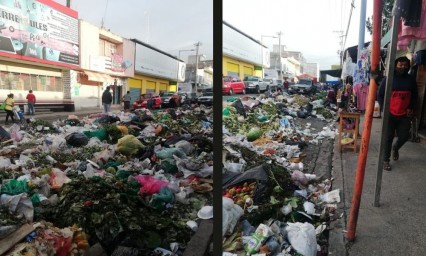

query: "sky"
left=53, top=0, right=213, bottom=61
left=223, top=0, right=373, bottom=70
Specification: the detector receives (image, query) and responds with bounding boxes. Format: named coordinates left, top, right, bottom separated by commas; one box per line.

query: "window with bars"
left=0, top=72, right=63, bottom=92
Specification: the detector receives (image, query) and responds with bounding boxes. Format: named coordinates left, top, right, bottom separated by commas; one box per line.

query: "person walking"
left=378, top=56, right=418, bottom=171
left=102, top=86, right=113, bottom=113
left=26, top=89, right=36, bottom=115
left=4, top=93, right=15, bottom=124
left=122, top=91, right=131, bottom=112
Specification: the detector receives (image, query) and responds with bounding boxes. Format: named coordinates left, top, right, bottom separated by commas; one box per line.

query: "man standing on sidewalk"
left=122, top=91, right=131, bottom=112
left=378, top=56, right=418, bottom=171
left=102, top=86, right=113, bottom=113
left=26, top=90, right=36, bottom=115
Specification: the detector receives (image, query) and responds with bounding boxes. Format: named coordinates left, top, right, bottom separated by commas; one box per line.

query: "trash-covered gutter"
left=222, top=92, right=340, bottom=256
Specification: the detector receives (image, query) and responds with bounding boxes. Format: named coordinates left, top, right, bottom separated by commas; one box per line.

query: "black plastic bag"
left=231, top=99, right=247, bottom=117
left=65, top=132, right=89, bottom=147
left=222, top=165, right=271, bottom=204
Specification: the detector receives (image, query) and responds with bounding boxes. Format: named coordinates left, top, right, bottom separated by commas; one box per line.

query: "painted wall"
left=223, top=56, right=262, bottom=80
left=128, top=75, right=172, bottom=94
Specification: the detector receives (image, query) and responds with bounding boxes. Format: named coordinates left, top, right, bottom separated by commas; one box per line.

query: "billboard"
left=0, top=0, right=79, bottom=66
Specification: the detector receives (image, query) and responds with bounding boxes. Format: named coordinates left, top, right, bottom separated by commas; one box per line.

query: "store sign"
left=135, top=43, right=178, bottom=80
left=0, top=0, right=79, bottom=65
left=223, top=23, right=263, bottom=67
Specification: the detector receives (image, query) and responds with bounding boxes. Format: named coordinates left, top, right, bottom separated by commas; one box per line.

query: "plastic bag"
left=93, top=148, right=115, bottom=163
left=156, top=148, right=186, bottom=160
left=175, top=140, right=195, bottom=155
left=150, top=186, right=174, bottom=210
left=223, top=165, right=271, bottom=204
left=285, top=222, right=317, bottom=256
left=83, top=129, right=108, bottom=141
left=134, top=175, right=169, bottom=195
left=65, top=132, right=89, bottom=147
left=0, top=179, right=29, bottom=195
left=9, top=124, right=22, bottom=142
left=116, top=135, right=144, bottom=156
left=43, top=135, right=67, bottom=153
left=0, top=194, right=34, bottom=222
left=0, top=126, right=10, bottom=139
left=50, top=168, right=72, bottom=189
left=0, top=157, right=12, bottom=168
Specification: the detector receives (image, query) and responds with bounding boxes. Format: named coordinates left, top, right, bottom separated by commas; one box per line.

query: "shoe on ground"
left=392, top=146, right=399, bottom=161
left=383, top=161, right=392, bottom=171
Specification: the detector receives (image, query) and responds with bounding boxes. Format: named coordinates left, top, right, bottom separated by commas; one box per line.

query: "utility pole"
left=333, top=30, right=344, bottom=67
left=194, top=42, right=201, bottom=95
left=277, top=31, right=283, bottom=82
left=66, top=0, right=71, bottom=7
left=358, top=0, right=367, bottom=60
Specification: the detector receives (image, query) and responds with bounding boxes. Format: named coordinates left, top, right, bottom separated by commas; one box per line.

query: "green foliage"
left=366, top=0, right=394, bottom=35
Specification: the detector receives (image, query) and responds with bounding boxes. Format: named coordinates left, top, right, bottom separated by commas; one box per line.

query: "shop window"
left=30, top=74, right=38, bottom=90
left=21, top=74, right=31, bottom=91
left=55, top=77, right=63, bottom=92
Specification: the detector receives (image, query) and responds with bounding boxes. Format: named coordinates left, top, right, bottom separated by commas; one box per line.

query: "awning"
left=84, top=70, right=115, bottom=84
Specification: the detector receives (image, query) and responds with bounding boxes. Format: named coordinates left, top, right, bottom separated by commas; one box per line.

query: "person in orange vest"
left=26, top=89, right=36, bottom=115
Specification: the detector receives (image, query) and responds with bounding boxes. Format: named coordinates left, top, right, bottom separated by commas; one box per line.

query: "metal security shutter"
left=227, top=62, right=239, bottom=77
left=129, top=88, right=141, bottom=104
left=159, top=82, right=168, bottom=91
left=243, top=66, right=253, bottom=77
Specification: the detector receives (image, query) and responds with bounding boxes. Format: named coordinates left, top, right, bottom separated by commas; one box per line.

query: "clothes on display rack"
left=352, top=82, right=369, bottom=111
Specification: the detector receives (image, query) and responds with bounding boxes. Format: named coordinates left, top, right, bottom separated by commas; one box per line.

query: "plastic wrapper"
left=0, top=156, right=12, bottom=168
left=156, top=148, right=186, bottom=160
left=174, top=140, right=195, bottom=155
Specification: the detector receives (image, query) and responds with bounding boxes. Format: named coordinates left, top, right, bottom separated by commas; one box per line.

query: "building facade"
left=76, top=20, right=135, bottom=110
left=0, top=0, right=79, bottom=110
left=129, top=39, right=185, bottom=103
left=222, top=21, right=269, bottom=81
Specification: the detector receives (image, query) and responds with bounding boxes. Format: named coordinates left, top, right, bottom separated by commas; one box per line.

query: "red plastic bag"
left=134, top=175, right=169, bottom=195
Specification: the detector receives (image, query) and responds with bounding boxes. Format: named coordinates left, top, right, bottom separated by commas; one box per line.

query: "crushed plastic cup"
left=186, top=220, right=198, bottom=231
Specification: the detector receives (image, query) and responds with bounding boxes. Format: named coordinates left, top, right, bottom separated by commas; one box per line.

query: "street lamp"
left=176, top=49, right=195, bottom=92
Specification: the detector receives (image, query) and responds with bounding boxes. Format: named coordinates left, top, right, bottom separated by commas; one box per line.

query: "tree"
left=366, top=0, right=394, bottom=36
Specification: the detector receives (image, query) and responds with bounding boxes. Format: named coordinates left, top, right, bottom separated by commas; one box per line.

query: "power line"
left=342, top=0, right=356, bottom=53
left=101, top=0, right=109, bottom=29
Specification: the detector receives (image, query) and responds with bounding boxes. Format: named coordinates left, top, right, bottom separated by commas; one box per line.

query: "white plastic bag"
left=285, top=222, right=317, bottom=256
left=373, top=101, right=381, bottom=117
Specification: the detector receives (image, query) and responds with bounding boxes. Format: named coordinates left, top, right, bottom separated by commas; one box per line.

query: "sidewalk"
left=329, top=116, right=426, bottom=255
left=0, top=105, right=123, bottom=125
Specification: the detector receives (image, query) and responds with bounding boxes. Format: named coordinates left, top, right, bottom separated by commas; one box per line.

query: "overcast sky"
left=223, top=0, right=373, bottom=70
left=54, top=0, right=213, bottom=61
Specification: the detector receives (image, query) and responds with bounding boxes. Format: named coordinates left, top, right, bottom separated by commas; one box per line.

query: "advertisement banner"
left=0, top=0, right=79, bottom=66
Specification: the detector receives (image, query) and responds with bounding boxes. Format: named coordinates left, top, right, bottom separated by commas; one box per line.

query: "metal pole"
left=194, top=42, right=201, bottom=95
left=66, top=0, right=71, bottom=7
left=357, top=0, right=367, bottom=60
left=375, top=10, right=400, bottom=207
left=278, top=32, right=282, bottom=81
left=346, top=0, right=383, bottom=242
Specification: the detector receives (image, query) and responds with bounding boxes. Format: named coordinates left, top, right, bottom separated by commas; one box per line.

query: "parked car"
left=288, top=79, right=317, bottom=95
left=197, top=88, right=213, bottom=106
left=263, top=78, right=279, bottom=92
left=133, top=93, right=162, bottom=109
left=243, top=76, right=269, bottom=93
left=222, top=76, right=246, bottom=95
left=160, top=92, right=175, bottom=108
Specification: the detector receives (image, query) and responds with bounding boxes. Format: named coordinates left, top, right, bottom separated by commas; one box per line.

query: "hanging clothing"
left=397, top=0, right=426, bottom=49
left=393, top=0, right=422, bottom=27
left=353, top=83, right=369, bottom=111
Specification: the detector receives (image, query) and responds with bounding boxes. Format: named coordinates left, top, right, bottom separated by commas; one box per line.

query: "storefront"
left=0, top=0, right=80, bottom=110
left=130, top=39, right=185, bottom=102
left=222, top=21, right=269, bottom=80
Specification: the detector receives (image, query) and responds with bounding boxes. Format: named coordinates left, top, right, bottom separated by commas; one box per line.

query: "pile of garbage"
left=0, top=106, right=214, bottom=255
left=222, top=92, right=340, bottom=256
